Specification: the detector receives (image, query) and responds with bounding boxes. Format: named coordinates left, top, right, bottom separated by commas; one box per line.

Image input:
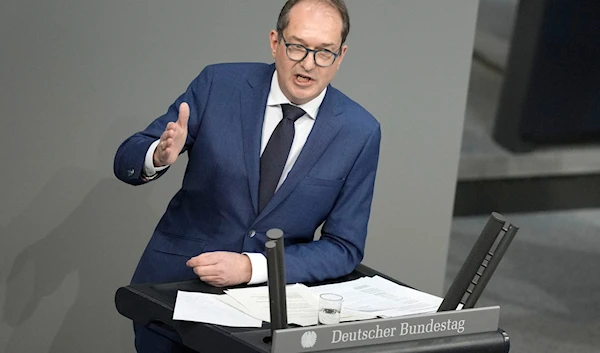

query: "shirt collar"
left=266, top=70, right=327, bottom=120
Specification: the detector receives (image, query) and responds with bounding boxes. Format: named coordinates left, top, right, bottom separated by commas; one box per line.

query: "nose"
left=300, top=52, right=316, bottom=71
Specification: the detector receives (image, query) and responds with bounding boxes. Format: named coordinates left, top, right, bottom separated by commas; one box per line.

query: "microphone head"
left=266, top=228, right=284, bottom=241
left=490, top=212, right=506, bottom=223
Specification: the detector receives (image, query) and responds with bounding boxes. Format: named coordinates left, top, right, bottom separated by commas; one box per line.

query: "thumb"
left=177, top=102, right=190, bottom=128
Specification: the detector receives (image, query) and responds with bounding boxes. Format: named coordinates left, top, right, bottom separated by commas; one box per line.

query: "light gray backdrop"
left=0, top=1, right=478, bottom=352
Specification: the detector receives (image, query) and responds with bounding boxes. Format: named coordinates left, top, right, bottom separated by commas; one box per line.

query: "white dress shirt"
left=143, top=71, right=327, bottom=284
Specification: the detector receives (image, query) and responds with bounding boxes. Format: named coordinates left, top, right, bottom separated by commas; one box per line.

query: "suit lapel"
left=241, top=65, right=275, bottom=215
left=254, top=87, right=343, bottom=223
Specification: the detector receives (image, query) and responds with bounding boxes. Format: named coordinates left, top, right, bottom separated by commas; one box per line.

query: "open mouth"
left=295, top=74, right=313, bottom=83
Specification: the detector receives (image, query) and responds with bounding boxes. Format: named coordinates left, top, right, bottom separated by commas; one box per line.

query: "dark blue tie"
left=259, top=104, right=306, bottom=212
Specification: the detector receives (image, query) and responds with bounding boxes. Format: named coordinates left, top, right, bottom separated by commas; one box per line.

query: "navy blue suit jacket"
left=114, top=63, right=381, bottom=285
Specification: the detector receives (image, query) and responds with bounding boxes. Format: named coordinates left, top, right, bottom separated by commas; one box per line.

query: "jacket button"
left=248, top=230, right=256, bottom=237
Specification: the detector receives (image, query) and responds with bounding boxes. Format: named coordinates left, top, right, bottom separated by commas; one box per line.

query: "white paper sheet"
left=225, top=284, right=320, bottom=326
left=366, top=276, right=443, bottom=316
left=172, top=276, right=443, bottom=328
left=310, top=277, right=395, bottom=311
left=173, top=291, right=263, bottom=327
left=214, top=294, right=261, bottom=320
left=310, top=276, right=443, bottom=316
left=340, top=308, right=379, bottom=322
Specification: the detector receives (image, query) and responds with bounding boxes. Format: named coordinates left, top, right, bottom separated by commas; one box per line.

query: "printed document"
left=173, top=291, right=262, bottom=327
left=309, top=276, right=442, bottom=316
left=224, top=283, right=319, bottom=326
left=172, top=276, right=443, bottom=327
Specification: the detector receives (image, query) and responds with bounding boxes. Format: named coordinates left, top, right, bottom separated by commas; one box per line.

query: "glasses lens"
left=287, top=45, right=307, bottom=61
left=315, top=51, right=335, bottom=67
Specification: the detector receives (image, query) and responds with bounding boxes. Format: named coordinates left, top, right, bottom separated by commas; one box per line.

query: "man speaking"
left=114, top=0, right=381, bottom=351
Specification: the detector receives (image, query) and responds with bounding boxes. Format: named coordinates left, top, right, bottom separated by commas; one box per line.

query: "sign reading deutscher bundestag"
left=271, top=306, right=500, bottom=353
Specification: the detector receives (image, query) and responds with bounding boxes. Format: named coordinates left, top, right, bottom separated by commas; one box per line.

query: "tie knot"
left=281, top=104, right=306, bottom=122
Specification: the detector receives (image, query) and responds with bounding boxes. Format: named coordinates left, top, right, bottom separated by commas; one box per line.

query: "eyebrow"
left=288, top=35, right=338, bottom=50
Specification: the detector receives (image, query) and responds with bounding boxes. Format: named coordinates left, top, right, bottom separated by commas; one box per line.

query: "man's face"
left=270, top=1, right=347, bottom=105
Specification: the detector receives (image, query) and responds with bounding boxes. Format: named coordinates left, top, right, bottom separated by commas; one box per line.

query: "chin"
left=290, top=89, right=317, bottom=104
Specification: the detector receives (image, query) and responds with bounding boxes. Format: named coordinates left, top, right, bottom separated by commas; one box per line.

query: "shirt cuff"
left=143, top=140, right=169, bottom=179
left=244, top=252, right=268, bottom=285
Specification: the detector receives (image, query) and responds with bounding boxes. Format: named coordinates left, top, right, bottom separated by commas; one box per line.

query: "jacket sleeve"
left=113, top=66, right=214, bottom=185
left=283, top=124, right=381, bottom=283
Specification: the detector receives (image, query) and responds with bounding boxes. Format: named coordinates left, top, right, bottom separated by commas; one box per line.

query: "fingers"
left=186, top=252, right=219, bottom=267
left=165, top=121, right=177, bottom=131
left=191, top=264, right=221, bottom=278
left=187, top=253, right=226, bottom=282
left=159, top=129, right=173, bottom=145
left=177, top=102, right=190, bottom=128
left=156, top=121, right=181, bottom=157
left=187, top=252, right=250, bottom=287
left=156, top=103, right=188, bottom=159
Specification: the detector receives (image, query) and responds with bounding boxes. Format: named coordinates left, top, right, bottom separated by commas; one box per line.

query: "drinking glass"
left=318, top=293, right=343, bottom=325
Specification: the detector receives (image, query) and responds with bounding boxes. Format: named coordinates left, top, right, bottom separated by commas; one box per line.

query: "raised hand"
left=186, top=251, right=252, bottom=287
left=153, top=102, right=190, bottom=167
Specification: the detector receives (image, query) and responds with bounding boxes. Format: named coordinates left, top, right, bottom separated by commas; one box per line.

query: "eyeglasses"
left=279, top=33, right=341, bottom=68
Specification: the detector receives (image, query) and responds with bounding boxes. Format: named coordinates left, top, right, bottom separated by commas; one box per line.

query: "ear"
left=269, top=30, right=279, bottom=58
left=336, top=44, right=348, bottom=69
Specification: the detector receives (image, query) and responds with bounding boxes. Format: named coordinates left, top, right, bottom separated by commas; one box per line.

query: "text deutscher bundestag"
left=331, top=319, right=466, bottom=344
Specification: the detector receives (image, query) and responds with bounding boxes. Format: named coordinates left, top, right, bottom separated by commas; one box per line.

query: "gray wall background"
left=0, top=1, right=478, bottom=352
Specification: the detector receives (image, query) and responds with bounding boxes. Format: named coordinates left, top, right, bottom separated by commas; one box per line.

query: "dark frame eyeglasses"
left=279, top=33, right=341, bottom=68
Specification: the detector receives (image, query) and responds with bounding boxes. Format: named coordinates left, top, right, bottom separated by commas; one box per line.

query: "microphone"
left=266, top=228, right=288, bottom=336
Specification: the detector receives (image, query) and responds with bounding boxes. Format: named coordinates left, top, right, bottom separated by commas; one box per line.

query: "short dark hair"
left=276, top=0, right=350, bottom=45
